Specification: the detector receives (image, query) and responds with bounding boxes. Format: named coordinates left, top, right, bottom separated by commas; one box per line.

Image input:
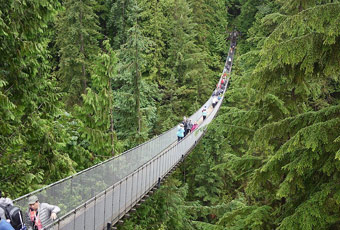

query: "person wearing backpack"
left=0, top=191, right=13, bottom=221
left=183, top=118, right=189, bottom=137
left=0, top=217, right=14, bottom=230
left=186, top=120, right=193, bottom=135
left=27, top=195, right=60, bottom=230
left=212, top=96, right=218, bottom=108
left=0, top=191, right=25, bottom=230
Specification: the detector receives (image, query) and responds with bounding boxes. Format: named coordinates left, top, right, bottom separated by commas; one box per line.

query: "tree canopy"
left=1, top=1, right=339, bottom=230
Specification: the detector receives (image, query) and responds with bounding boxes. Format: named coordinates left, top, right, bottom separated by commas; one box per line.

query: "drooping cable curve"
left=14, top=32, right=238, bottom=230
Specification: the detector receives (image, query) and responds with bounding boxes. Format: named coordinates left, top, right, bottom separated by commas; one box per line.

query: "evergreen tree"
left=0, top=0, right=76, bottom=197
left=113, top=1, right=156, bottom=145
left=138, top=0, right=168, bottom=84
left=56, top=0, right=101, bottom=107
left=75, top=40, right=117, bottom=159
left=118, top=177, right=194, bottom=230
left=158, top=0, right=211, bottom=128
left=117, top=1, right=340, bottom=229
left=106, top=0, right=134, bottom=49
left=208, top=1, right=340, bottom=229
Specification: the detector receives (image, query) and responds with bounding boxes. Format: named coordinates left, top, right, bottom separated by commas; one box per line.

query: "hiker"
left=191, top=122, right=198, bottom=132
left=183, top=118, right=189, bottom=137
left=177, top=124, right=185, bottom=142
left=227, top=57, right=232, bottom=66
left=0, top=191, right=25, bottom=230
left=27, top=195, right=60, bottom=230
left=212, top=96, right=218, bottom=108
left=181, top=117, right=187, bottom=130
left=182, top=116, right=187, bottom=125
left=186, top=120, right=193, bottom=135
left=221, top=78, right=225, bottom=87
left=0, top=192, right=14, bottom=230
left=202, top=106, right=207, bottom=120
left=0, top=192, right=13, bottom=221
left=230, top=47, right=234, bottom=54
left=221, top=84, right=225, bottom=91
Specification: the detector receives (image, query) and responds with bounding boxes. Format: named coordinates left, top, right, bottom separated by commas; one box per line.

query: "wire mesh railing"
left=14, top=34, right=237, bottom=230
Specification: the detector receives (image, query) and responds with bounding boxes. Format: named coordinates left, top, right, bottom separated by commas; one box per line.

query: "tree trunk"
left=122, top=0, right=126, bottom=43
left=79, top=6, right=87, bottom=94
left=109, top=77, right=115, bottom=156
left=135, top=23, right=141, bottom=135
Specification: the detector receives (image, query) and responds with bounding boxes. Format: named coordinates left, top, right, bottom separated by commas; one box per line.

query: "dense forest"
left=0, top=0, right=227, bottom=196
left=1, top=0, right=340, bottom=229
left=117, top=0, right=340, bottom=230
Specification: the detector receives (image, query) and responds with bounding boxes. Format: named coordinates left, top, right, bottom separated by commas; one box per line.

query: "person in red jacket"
left=191, top=122, right=198, bottom=132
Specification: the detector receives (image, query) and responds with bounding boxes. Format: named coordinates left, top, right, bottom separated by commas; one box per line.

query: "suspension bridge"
left=13, top=33, right=238, bottom=230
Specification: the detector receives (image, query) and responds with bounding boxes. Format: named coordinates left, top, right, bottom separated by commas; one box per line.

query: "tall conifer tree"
left=201, top=1, right=340, bottom=229
left=76, top=40, right=117, bottom=158
left=0, top=1, right=76, bottom=197
left=56, top=0, right=102, bottom=107
left=113, top=1, right=156, bottom=145
left=106, top=0, right=134, bottom=49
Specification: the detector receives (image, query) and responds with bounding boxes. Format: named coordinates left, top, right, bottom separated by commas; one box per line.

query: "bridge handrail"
left=14, top=33, right=238, bottom=230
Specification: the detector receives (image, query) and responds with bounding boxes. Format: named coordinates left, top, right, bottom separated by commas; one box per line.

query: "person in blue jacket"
left=0, top=217, right=14, bottom=230
left=177, top=124, right=185, bottom=142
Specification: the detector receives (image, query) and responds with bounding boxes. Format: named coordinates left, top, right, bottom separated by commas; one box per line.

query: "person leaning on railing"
left=26, top=195, right=60, bottom=230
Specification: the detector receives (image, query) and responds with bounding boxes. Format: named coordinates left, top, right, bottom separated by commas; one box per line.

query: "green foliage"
left=120, top=1, right=340, bottom=230
left=0, top=0, right=77, bottom=197
left=217, top=200, right=274, bottom=230
left=1, top=0, right=229, bottom=199
left=118, top=177, right=194, bottom=230
left=2, top=1, right=339, bottom=230
left=112, top=2, right=157, bottom=145
left=75, top=40, right=117, bottom=158
left=56, top=0, right=101, bottom=107
left=106, top=0, right=134, bottom=49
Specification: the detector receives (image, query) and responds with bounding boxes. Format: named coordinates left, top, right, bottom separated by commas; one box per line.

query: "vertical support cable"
left=83, top=202, right=86, bottom=230
left=104, top=190, right=107, bottom=227
left=131, top=172, right=134, bottom=208
left=93, top=196, right=96, bottom=230
left=124, top=177, right=128, bottom=215
left=118, top=181, right=122, bottom=219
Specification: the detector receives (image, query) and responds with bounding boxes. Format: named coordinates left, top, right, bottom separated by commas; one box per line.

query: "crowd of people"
left=176, top=117, right=198, bottom=142
left=0, top=191, right=60, bottom=230
left=176, top=70, right=229, bottom=142
left=177, top=32, right=235, bottom=143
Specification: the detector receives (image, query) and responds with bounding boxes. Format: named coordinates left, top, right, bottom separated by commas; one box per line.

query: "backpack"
left=0, top=204, right=25, bottom=230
